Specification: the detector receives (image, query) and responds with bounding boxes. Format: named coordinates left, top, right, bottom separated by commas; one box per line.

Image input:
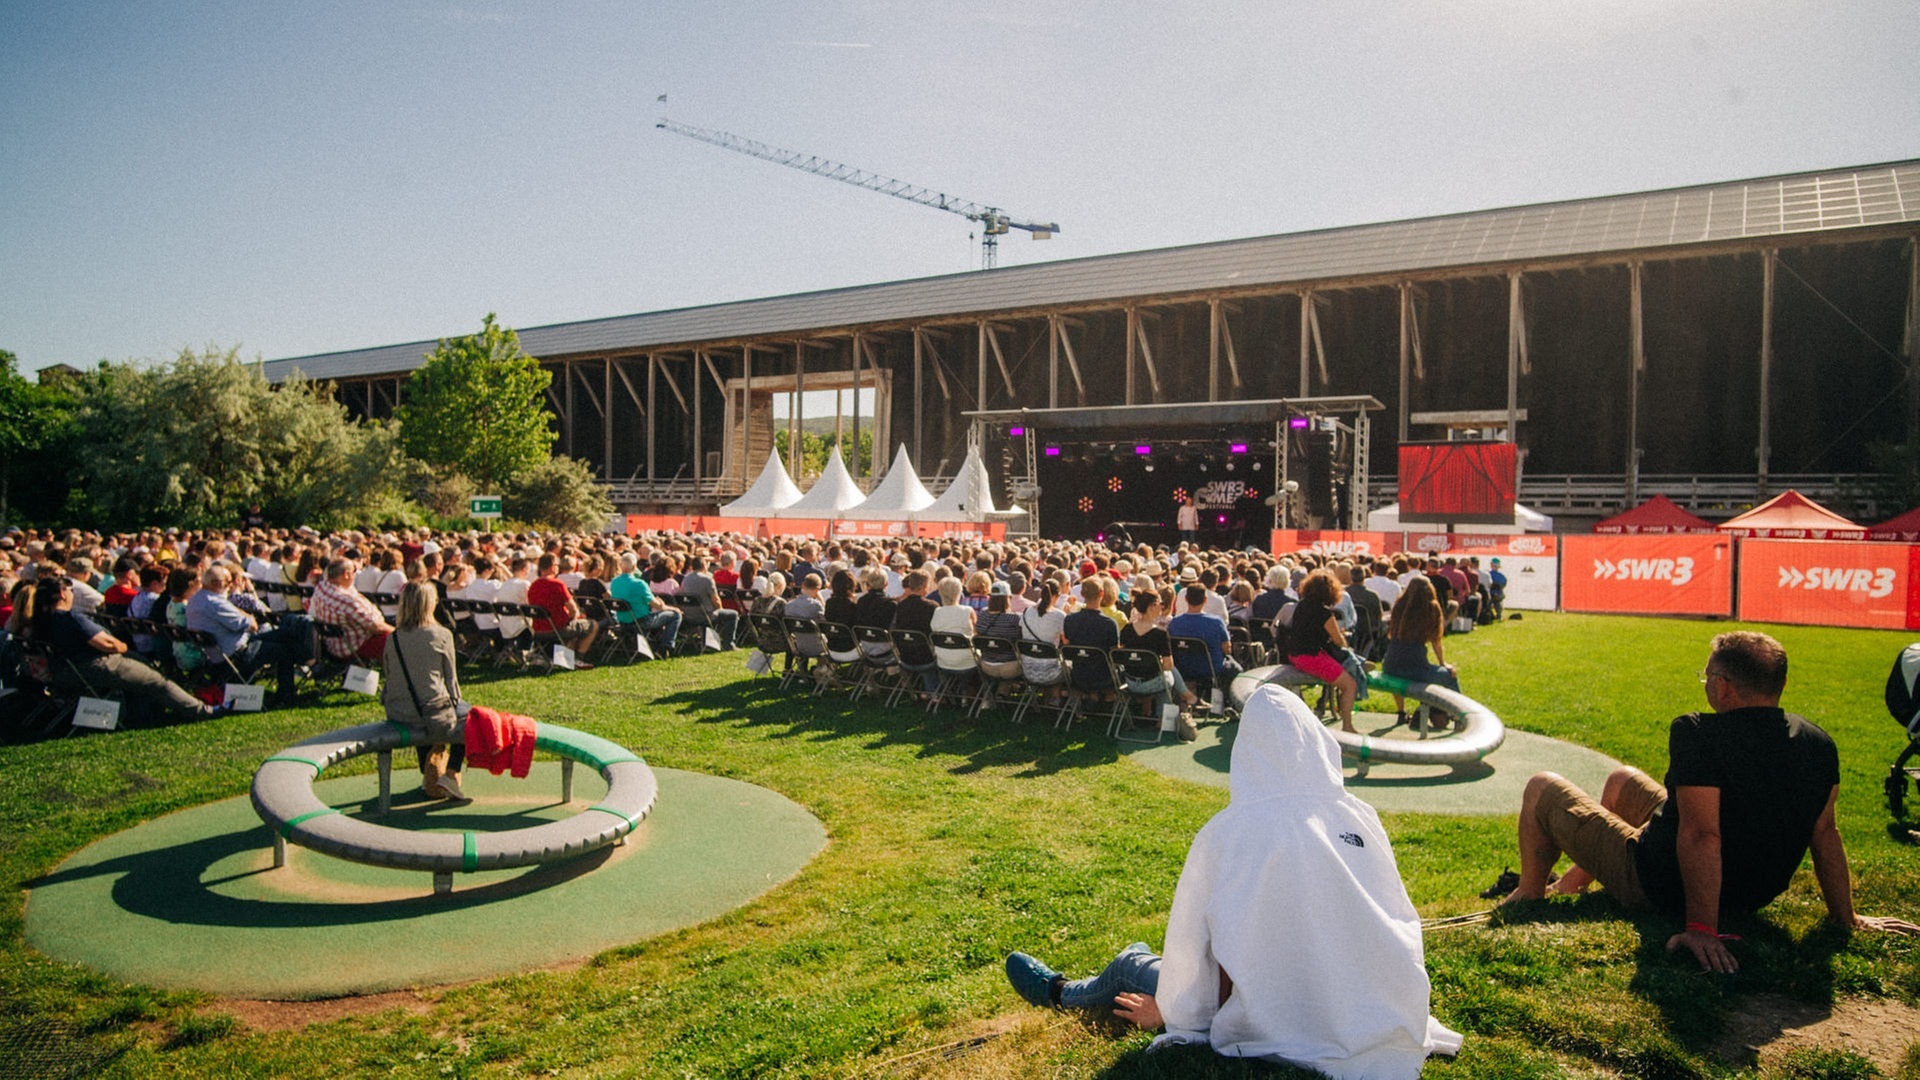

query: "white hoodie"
left=1151, top=684, right=1463, bottom=1076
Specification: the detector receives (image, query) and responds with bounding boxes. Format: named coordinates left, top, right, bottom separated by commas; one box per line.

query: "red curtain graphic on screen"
left=1397, top=442, right=1517, bottom=524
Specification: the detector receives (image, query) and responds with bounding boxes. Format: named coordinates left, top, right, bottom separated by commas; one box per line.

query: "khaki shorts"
left=1533, top=771, right=1664, bottom=910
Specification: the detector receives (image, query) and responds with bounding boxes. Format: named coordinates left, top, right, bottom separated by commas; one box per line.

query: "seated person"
left=23, top=575, right=224, bottom=721
left=782, top=573, right=828, bottom=674
left=526, top=553, right=598, bottom=666
left=679, top=555, right=739, bottom=651
left=1381, top=575, right=1459, bottom=727
left=185, top=565, right=313, bottom=707
left=1167, top=584, right=1239, bottom=692
left=607, top=552, right=681, bottom=658
left=309, top=557, right=395, bottom=662
left=1006, top=685, right=1461, bottom=1074
left=381, top=582, right=470, bottom=801
left=1062, top=578, right=1119, bottom=695
left=928, top=576, right=979, bottom=684
left=1284, top=569, right=1362, bottom=734
left=1500, top=631, right=1917, bottom=972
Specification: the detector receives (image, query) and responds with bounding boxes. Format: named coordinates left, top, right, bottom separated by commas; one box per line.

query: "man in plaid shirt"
left=309, top=557, right=394, bottom=661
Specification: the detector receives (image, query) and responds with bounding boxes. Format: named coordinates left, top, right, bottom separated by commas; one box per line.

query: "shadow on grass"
left=1494, top=893, right=1852, bottom=1067
left=654, top=677, right=1131, bottom=779
left=21, top=806, right=617, bottom=927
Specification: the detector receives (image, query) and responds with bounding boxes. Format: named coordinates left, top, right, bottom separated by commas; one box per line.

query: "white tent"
left=840, top=445, right=936, bottom=520
left=916, top=444, right=1026, bottom=521
left=772, top=446, right=867, bottom=517
left=717, top=451, right=803, bottom=516
left=1365, top=501, right=1554, bottom=534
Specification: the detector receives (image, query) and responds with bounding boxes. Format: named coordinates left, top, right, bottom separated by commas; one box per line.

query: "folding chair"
left=927, top=631, right=980, bottom=712
left=850, top=625, right=899, bottom=703
left=782, top=616, right=830, bottom=691
left=1110, top=647, right=1169, bottom=744
left=11, top=639, right=82, bottom=737
left=745, top=613, right=796, bottom=686
left=1010, top=640, right=1069, bottom=725
left=1057, top=644, right=1126, bottom=732
left=659, top=595, right=707, bottom=656
left=1171, top=636, right=1230, bottom=714
left=886, top=629, right=938, bottom=707
left=812, top=620, right=861, bottom=696
left=969, top=634, right=1024, bottom=719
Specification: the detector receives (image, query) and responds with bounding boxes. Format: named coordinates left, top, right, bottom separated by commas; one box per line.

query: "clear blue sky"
left=4, top=1, right=1917, bottom=373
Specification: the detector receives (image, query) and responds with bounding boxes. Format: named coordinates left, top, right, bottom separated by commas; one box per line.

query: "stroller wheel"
left=1888, top=766, right=1909, bottom=820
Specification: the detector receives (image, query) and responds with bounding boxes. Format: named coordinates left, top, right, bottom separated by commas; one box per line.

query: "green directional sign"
left=470, top=496, right=504, bottom=519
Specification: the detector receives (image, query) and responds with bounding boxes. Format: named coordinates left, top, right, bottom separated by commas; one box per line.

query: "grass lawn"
left=2, top=612, right=1918, bottom=1078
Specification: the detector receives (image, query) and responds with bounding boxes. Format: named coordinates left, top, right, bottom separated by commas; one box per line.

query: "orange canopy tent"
left=1716, top=489, right=1866, bottom=540
left=1592, top=494, right=1717, bottom=534
left=1867, top=505, right=1920, bottom=543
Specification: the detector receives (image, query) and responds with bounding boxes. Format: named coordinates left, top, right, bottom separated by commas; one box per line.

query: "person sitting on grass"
left=1499, top=631, right=1918, bottom=971
left=1005, top=684, right=1461, bottom=1077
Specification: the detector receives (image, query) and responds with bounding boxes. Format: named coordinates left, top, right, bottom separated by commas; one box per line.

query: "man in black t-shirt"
left=1500, top=631, right=1915, bottom=971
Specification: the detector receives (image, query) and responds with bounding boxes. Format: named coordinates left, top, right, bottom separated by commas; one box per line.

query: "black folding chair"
left=745, top=612, right=797, bottom=687
left=969, top=634, right=1024, bottom=719
left=926, top=631, right=979, bottom=712
left=811, top=620, right=861, bottom=696
left=1056, top=643, right=1125, bottom=732
left=850, top=625, right=899, bottom=703
left=1110, top=647, right=1170, bottom=744
left=1010, top=640, right=1068, bottom=725
left=886, top=629, right=938, bottom=707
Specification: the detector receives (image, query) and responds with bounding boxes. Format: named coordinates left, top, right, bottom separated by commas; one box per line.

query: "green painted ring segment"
left=262, top=755, right=324, bottom=773
left=278, top=807, right=338, bottom=840
left=1229, top=664, right=1506, bottom=766
left=462, top=832, right=478, bottom=872
left=585, top=804, right=642, bottom=828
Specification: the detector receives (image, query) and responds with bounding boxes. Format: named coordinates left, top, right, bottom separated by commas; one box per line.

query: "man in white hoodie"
left=1005, top=684, right=1460, bottom=1078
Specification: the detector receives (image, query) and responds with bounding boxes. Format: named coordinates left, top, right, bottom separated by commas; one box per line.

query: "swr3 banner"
left=1735, top=539, right=1919, bottom=630
left=1559, top=534, right=1734, bottom=617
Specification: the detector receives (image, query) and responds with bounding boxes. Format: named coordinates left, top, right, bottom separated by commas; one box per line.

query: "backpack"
left=1887, top=643, right=1920, bottom=739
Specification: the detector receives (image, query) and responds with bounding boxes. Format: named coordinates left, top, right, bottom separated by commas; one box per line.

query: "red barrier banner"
left=833, top=519, right=914, bottom=539
left=624, top=514, right=693, bottom=535
left=693, top=516, right=765, bottom=537
left=1736, top=539, right=1915, bottom=629
left=1910, top=547, right=1920, bottom=631
left=1559, top=534, right=1733, bottom=616
left=763, top=518, right=833, bottom=538
left=1270, top=530, right=1399, bottom=558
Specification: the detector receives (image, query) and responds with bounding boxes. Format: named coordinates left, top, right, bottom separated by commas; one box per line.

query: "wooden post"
left=646, top=354, right=657, bottom=482
left=1298, top=293, right=1312, bottom=397
left=1627, top=263, right=1644, bottom=504
left=603, top=357, right=613, bottom=479
left=913, top=330, right=924, bottom=464
left=1758, top=250, right=1775, bottom=495
left=1125, top=307, right=1137, bottom=405
left=1397, top=282, right=1411, bottom=442
left=1208, top=299, right=1221, bottom=402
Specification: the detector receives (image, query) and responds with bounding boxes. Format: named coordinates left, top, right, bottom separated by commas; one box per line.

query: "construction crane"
left=656, top=117, right=1058, bottom=269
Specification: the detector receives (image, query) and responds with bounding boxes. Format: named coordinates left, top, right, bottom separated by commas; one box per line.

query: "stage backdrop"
left=1559, top=534, right=1734, bottom=617
left=1736, top=539, right=1920, bottom=630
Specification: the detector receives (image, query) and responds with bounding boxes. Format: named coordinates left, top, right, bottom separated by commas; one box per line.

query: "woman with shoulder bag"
left=382, top=581, right=471, bottom=801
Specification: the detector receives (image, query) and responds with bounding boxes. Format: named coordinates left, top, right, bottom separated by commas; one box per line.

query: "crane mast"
left=657, top=117, right=1057, bottom=269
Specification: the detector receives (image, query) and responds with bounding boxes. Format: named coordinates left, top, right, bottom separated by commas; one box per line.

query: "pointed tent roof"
left=1364, top=501, right=1552, bottom=534
left=717, top=451, right=803, bottom=516
left=1592, top=494, right=1717, bottom=534
left=840, top=445, right=936, bottom=520
left=1717, top=489, right=1865, bottom=539
left=916, top=444, right=1026, bottom=521
left=1868, top=505, right=1920, bottom=542
left=773, top=446, right=867, bottom=517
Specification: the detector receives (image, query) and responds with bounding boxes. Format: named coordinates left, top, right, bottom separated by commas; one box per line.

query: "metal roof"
left=266, top=159, right=1920, bottom=384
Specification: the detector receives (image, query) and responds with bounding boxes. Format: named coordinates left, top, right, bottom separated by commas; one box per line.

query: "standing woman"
left=1382, top=574, right=1461, bottom=727
left=1284, top=569, right=1361, bottom=734
left=381, top=581, right=469, bottom=801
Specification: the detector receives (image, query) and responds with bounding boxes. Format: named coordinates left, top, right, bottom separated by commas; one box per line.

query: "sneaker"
left=431, top=774, right=470, bottom=802
left=1004, top=952, right=1062, bottom=1009
left=571, top=660, right=596, bottom=671
left=1176, top=713, right=1199, bottom=742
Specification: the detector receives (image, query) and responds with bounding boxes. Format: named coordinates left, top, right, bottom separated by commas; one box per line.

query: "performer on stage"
left=1177, top=497, right=1200, bottom=546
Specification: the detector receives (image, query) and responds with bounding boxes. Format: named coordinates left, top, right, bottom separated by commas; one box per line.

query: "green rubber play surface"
left=24, top=763, right=826, bottom=1000
left=1124, top=706, right=1624, bottom=814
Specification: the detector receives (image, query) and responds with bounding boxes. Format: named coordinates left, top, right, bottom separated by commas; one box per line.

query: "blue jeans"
left=230, top=615, right=312, bottom=705
left=632, top=610, right=681, bottom=656
left=1059, top=943, right=1162, bottom=1010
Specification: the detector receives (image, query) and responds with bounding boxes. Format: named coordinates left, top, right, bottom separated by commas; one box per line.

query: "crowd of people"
left=4, top=522, right=1916, bottom=1074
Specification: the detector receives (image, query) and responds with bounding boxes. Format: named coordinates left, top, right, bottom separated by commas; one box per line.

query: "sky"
left=4, top=1, right=1918, bottom=373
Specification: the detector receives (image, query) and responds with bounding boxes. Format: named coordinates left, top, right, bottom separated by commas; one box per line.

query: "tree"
left=395, top=314, right=556, bottom=490
left=505, top=455, right=615, bottom=532
left=0, top=349, right=76, bottom=525
left=66, top=347, right=410, bottom=529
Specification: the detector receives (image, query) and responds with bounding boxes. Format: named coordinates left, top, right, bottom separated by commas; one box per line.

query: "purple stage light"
left=1009, top=426, right=1025, bottom=437
left=1228, top=442, right=1248, bottom=454
left=1287, top=417, right=1310, bottom=430
left=1134, top=444, right=1152, bottom=455
left=1217, top=515, right=1227, bottom=524
left=1043, top=445, right=1061, bottom=457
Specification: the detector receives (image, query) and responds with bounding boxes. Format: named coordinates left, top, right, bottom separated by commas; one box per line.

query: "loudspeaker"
left=1303, top=431, right=1335, bottom=519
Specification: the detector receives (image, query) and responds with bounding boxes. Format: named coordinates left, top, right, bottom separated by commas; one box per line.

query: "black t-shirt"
left=1286, top=599, right=1335, bottom=658
left=1062, top=608, right=1119, bottom=690
left=1117, top=623, right=1170, bottom=682
left=46, top=610, right=107, bottom=662
left=853, top=591, right=897, bottom=630
left=1633, top=707, right=1840, bottom=916
left=891, top=594, right=937, bottom=664
left=823, top=593, right=859, bottom=627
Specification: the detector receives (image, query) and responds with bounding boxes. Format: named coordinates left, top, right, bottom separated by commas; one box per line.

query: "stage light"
left=1107, top=476, right=1123, bottom=492
left=1077, top=496, right=1094, bottom=513
left=1229, top=442, right=1248, bottom=454
left=1225, top=461, right=1235, bottom=471
left=1251, top=460, right=1262, bottom=470
left=1198, top=461, right=1208, bottom=472
left=1134, top=445, right=1152, bottom=455
left=1043, top=445, right=1061, bottom=457
left=1288, top=416, right=1310, bottom=430
left=1217, top=515, right=1227, bottom=524
left=1144, top=462, right=1155, bottom=472
left=1009, top=426, right=1025, bottom=437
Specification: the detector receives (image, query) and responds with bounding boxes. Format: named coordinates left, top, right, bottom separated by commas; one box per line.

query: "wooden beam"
left=1758, top=250, right=1775, bottom=493
left=612, top=358, right=647, bottom=415
left=1125, top=307, right=1137, bottom=405
left=1298, top=293, right=1312, bottom=397
left=1627, top=263, right=1644, bottom=503
left=603, top=358, right=613, bottom=478
left=1398, top=282, right=1411, bottom=442
left=646, top=354, right=657, bottom=481
left=976, top=321, right=988, bottom=412
left=1218, top=302, right=1243, bottom=392
left=657, top=358, right=690, bottom=414
left=985, top=323, right=1017, bottom=398
left=1133, top=314, right=1162, bottom=401
left=1208, top=300, right=1220, bottom=401
left=1056, top=318, right=1086, bottom=404
left=913, top=329, right=924, bottom=464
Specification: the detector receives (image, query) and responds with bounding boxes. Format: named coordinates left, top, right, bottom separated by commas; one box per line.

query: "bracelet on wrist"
left=1685, top=921, right=1740, bottom=941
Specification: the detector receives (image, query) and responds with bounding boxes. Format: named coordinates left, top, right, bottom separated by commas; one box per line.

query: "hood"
left=1228, top=685, right=1346, bottom=804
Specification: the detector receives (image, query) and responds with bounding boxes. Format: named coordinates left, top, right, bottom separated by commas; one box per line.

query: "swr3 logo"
left=1593, top=557, right=1695, bottom=586
left=1776, top=566, right=1896, bottom=598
